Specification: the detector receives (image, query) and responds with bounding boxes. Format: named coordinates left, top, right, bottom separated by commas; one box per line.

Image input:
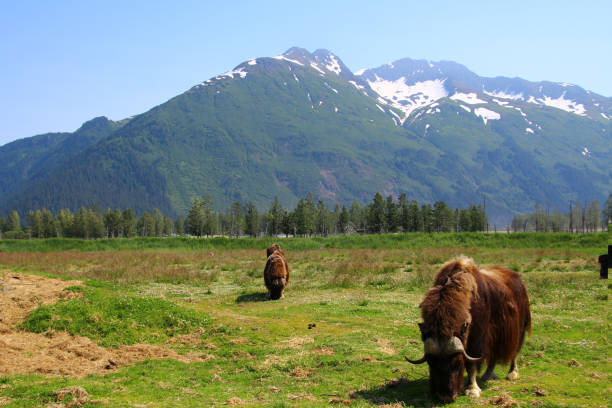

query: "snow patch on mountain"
left=365, top=76, right=448, bottom=120
left=536, top=93, right=587, bottom=116
left=484, top=90, right=524, bottom=100
left=221, top=67, right=248, bottom=79
left=492, top=98, right=510, bottom=106
left=450, top=93, right=486, bottom=105
left=460, top=105, right=471, bottom=112
left=247, top=59, right=257, bottom=65
left=325, top=55, right=342, bottom=75
left=272, top=56, right=304, bottom=66
left=310, top=63, right=325, bottom=75
left=526, top=128, right=534, bottom=134
left=325, top=83, right=339, bottom=94
left=348, top=80, right=365, bottom=90
left=474, top=107, right=501, bottom=125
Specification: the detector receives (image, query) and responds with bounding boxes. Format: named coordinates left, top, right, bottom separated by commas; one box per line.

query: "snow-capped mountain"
left=1, top=47, right=610, bottom=224
left=357, top=58, right=611, bottom=123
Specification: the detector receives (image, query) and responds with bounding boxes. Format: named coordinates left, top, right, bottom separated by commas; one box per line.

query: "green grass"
left=19, top=284, right=210, bottom=347
left=0, top=231, right=607, bottom=253
left=0, top=234, right=610, bottom=407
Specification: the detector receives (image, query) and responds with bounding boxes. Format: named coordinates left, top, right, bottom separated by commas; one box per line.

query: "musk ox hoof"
left=465, top=385, right=482, bottom=398
left=481, top=372, right=498, bottom=381
left=506, top=370, right=520, bottom=380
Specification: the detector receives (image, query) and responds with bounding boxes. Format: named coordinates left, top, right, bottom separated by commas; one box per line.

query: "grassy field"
left=0, top=233, right=609, bottom=407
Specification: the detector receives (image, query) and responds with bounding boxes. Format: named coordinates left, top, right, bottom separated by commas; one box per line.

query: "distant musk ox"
left=407, top=256, right=531, bottom=402
left=264, top=244, right=290, bottom=300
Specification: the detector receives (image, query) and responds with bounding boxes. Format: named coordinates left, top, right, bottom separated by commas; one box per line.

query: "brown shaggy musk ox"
left=407, top=256, right=531, bottom=402
left=264, top=244, right=290, bottom=300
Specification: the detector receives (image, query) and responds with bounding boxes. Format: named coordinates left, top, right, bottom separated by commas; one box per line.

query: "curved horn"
left=446, top=337, right=482, bottom=362
left=406, top=338, right=439, bottom=364
left=405, top=355, right=427, bottom=364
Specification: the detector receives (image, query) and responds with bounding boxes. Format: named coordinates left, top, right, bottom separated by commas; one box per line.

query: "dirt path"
left=0, top=270, right=209, bottom=377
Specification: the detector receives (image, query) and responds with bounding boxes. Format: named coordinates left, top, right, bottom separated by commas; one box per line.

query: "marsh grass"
left=0, top=235, right=609, bottom=407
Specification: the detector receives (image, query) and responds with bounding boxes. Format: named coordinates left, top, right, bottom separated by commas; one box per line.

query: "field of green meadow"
left=0, top=233, right=609, bottom=407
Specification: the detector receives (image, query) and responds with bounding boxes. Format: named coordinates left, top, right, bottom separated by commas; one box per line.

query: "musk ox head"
left=266, top=244, right=282, bottom=258
left=407, top=257, right=481, bottom=402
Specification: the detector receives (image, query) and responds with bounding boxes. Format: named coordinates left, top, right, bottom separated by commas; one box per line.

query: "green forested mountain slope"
left=1, top=48, right=610, bottom=223
left=0, top=117, right=123, bottom=198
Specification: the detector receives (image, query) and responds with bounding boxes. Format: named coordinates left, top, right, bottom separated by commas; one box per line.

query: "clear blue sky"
left=1, top=0, right=610, bottom=146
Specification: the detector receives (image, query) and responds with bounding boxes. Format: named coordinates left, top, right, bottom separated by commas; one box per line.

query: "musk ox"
left=407, top=256, right=531, bottom=402
left=264, top=244, right=290, bottom=300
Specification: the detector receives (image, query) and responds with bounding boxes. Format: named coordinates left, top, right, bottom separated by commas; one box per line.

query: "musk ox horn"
left=446, top=336, right=482, bottom=362
left=406, top=338, right=439, bottom=364
left=405, top=355, right=427, bottom=364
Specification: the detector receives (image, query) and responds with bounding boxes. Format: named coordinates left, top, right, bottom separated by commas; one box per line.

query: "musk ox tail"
left=268, top=277, right=287, bottom=300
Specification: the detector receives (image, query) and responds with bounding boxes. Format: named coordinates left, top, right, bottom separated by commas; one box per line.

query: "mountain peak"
left=282, top=47, right=312, bottom=61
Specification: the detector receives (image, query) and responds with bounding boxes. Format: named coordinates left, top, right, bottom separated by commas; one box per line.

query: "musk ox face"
left=427, top=352, right=465, bottom=402
left=409, top=320, right=479, bottom=402
left=417, top=323, right=472, bottom=402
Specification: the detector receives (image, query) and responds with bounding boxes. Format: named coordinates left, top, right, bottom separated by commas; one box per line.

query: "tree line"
left=510, top=194, right=612, bottom=233
left=0, top=192, right=488, bottom=239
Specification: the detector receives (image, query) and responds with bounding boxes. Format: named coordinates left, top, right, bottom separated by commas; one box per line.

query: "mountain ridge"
left=1, top=47, right=609, bottom=224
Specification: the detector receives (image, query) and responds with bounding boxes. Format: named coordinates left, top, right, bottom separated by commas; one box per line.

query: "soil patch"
left=0, top=271, right=210, bottom=377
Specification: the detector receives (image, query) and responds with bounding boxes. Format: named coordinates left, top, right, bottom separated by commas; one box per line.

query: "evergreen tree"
left=175, top=215, right=185, bottom=235
left=367, top=193, right=385, bottom=233
left=72, top=207, right=88, bottom=238
left=41, top=209, right=54, bottom=238
left=316, top=200, right=329, bottom=236
left=104, top=208, right=123, bottom=238
left=304, top=193, right=317, bottom=236
left=398, top=193, right=409, bottom=232
left=421, top=204, right=433, bottom=233
left=331, top=204, right=340, bottom=235
left=385, top=195, right=398, bottom=232
left=338, top=204, right=350, bottom=234
left=138, top=212, right=155, bottom=237
left=282, top=210, right=297, bottom=237
left=122, top=208, right=137, bottom=237
left=186, top=198, right=205, bottom=236
left=228, top=201, right=244, bottom=237
left=201, top=196, right=216, bottom=237
left=406, top=200, right=421, bottom=232
left=163, top=217, right=174, bottom=236
left=55, top=209, right=73, bottom=238
left=8, top=211, right=20, bottom=231
left=88, top=209, right=105, bottom=238
left=349, top=201, right=364, bottom=232
left=26, top=210, right=43, bottom=238
left=244, top=201, right=259, bottom=237
left=266, top=197, right=284, bottom=237
left=433, top=201, right=453, bottom=232
left=294, top=199, right=307, bottom=236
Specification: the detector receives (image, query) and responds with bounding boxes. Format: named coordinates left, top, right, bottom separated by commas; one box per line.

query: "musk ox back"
left=407, top=256, right=531, bottom=402
left=264, top=244, right=290, bottom=300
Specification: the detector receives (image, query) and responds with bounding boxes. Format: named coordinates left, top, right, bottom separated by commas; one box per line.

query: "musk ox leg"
left=506, top=358, right=519, bottom=380
left=464, top=363, right=481, bottom=398
left=481, top=363, right=498, bottom=381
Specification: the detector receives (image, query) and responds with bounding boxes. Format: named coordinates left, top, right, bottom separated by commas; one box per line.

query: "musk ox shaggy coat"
left=264, top=244, right=290, bottom=300
left=408, top=256, right=531, bottom=402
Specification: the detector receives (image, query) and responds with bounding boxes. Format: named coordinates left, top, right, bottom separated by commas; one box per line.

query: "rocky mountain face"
left=1, top=48, right=610, bottom=225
